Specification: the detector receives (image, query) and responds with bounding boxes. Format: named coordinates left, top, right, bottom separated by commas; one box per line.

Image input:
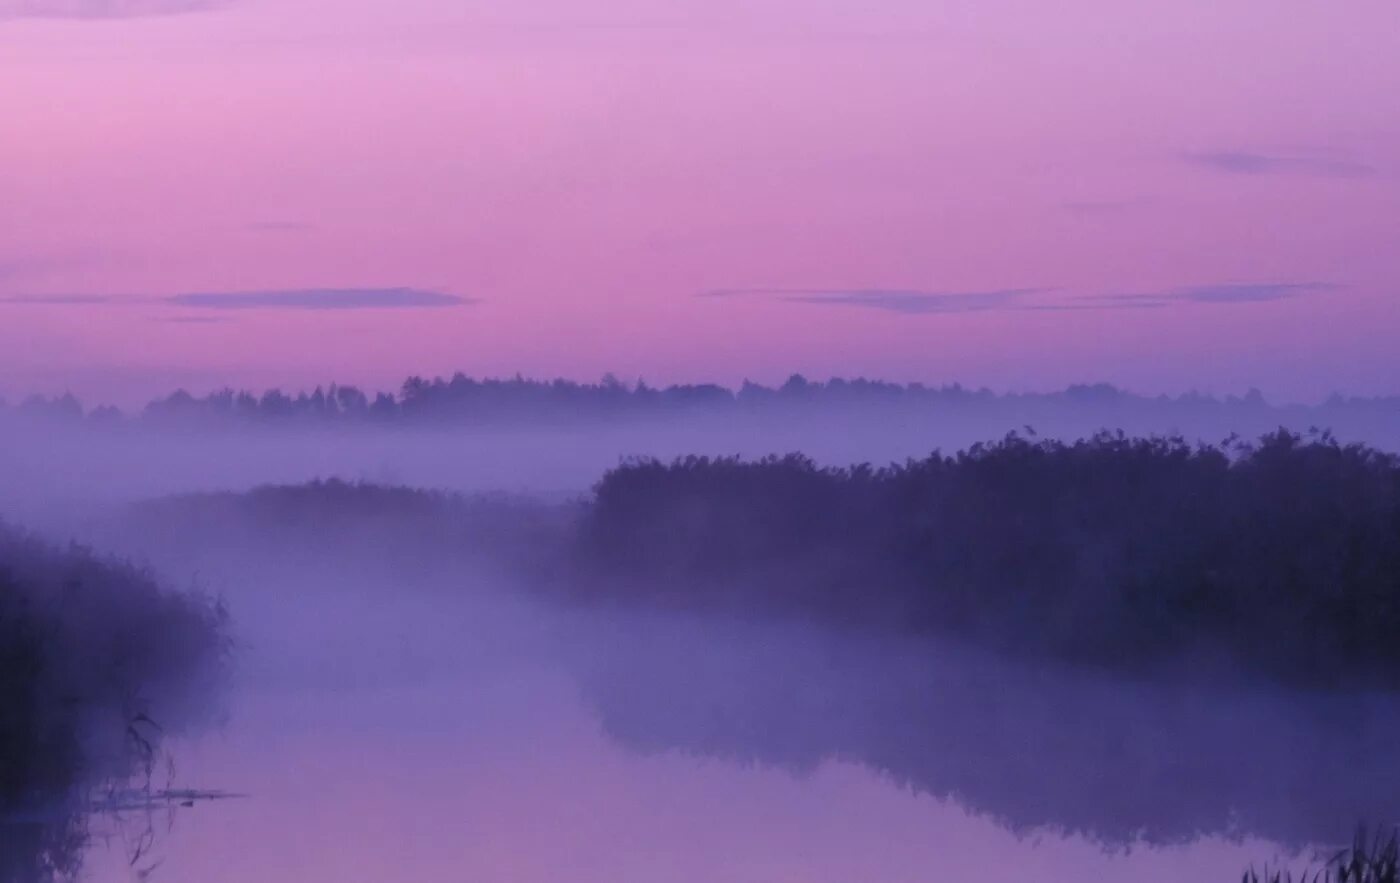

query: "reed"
left=1244, top=828, right=1400, bottom=883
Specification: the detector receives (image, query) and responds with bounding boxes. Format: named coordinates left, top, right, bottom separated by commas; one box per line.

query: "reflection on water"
left=62, top=565, right=1374, bottom=883
left=82, top=676, right=1286, bottom=883
left=576, top=611, right=1400, bottom=849
left=2, top=791, right=238, bottom=883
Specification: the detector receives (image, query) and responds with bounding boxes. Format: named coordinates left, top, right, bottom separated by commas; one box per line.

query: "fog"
left=6, top=383, right=1400, bottom=520
left=3, top=391, right=1400, bottom=881
left=57, top=526, right=1301, bottom=881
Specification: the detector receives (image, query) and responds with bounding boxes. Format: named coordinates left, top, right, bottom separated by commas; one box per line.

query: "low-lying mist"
left=7, top=381, right=1400, bottom=879
left=56, top=429, right=1400, bottom=861
left=6, top=374, right=1400, bottom=528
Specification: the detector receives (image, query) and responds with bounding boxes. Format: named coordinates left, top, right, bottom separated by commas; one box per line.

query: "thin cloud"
left=0, top=0, right=225, bottom=19
left=699, top=287, right=1050, bottom=315
left=700, top=283, right=1332, bottom=315
left=1182, top=151, right=1376, bottom=179
left=1021, top=301, right=1168, bottom=312
left=1179, top=282, right=1342, bottom=303
left=167, top=288, right=474, bottom=310
left=1, top=287, right=473, bottom=310
left=1090, top=281, right=1341, bottom=307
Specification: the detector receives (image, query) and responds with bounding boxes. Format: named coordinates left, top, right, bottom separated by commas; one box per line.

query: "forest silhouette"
left=5, top=373, right=1400, bottom=432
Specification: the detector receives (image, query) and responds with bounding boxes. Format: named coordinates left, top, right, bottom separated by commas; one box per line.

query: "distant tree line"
left=5, top=372, right=1400, bottom=428
left=576, top=430, right=1400, bottom=686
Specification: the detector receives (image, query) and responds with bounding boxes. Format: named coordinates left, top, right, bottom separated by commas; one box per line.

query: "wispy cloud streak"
left=168, top=288, right=473, bottom=310
left=699, top=287, right=1050, bottom=315
left=1089, top=281, right=1342, bottom=307
left=1183, top=151, right=1376, bottom=179
left=1, top=287, right=474, bottom=310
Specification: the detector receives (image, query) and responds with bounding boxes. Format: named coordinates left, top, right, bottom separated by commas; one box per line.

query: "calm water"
left=72, top=566, right=1344, bottom=883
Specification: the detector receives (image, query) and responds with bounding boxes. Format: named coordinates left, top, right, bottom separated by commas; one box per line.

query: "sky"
left=1, top=0, right=1397, bottom=405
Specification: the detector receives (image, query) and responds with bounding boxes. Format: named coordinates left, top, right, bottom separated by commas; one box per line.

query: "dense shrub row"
left=579, top=431, right=1400, bottom=684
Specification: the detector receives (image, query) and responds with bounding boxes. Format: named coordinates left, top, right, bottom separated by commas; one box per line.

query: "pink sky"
left=1, top=0, right=1397, bottom=405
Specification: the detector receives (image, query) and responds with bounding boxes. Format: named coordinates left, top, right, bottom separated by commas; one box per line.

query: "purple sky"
left=1, top=0, right=1397, bottom=404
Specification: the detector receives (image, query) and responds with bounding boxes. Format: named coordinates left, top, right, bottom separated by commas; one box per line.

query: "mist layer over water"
left=60, top=489, right=1395, bottom=881
left=71, top=561, right=1303, bottom=883
left=6, top=383, right=1400, bottom=524
left=3, top=402, right=1397, bottom=881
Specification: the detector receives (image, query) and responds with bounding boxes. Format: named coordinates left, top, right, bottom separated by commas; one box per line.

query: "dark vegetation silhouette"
left=102, top=429, right=1400, bottom=688
left=1243, top=828, right=1400, bottom=882
left=0, top=523, right=228, bottom=882
left=5, top=373, right=1400, bottom=435
left=578, top=430, right=1400, bottom=686
left=71, top=430, right=1400, bottom=855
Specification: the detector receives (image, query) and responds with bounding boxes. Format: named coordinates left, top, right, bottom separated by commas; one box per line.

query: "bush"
left=1245, top=828, right=1400, bottom=882
left=578, top=430, right=1400, bottom=684
left=0, top=523, right=228, bottom=881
